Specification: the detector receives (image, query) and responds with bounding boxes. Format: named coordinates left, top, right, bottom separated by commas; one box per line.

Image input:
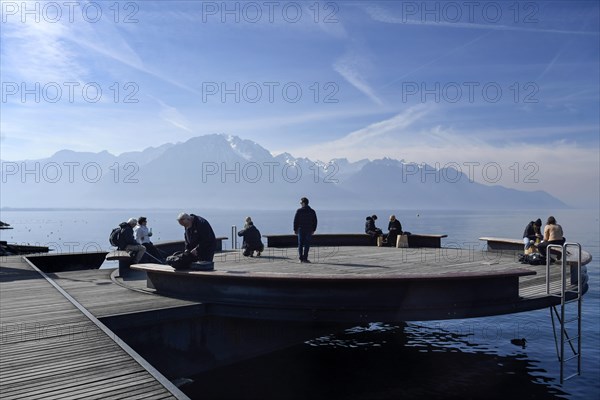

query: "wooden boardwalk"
left=0, top=256, right=189, bottom=400
left=45, top=268, right=201, bottom=319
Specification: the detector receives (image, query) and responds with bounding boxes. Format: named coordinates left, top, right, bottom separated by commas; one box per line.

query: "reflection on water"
left=184, top=321, right=570, bottom=399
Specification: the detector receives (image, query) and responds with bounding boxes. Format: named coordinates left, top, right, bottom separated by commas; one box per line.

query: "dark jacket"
left=294, top=205, right=317, bottom=233
left=237, top=224, right=263, bottom=250
left=523, top=219, right=542, bottom=240
left=118, top=222, right=137, bottom=250
left=184, top=214, right=217, bottom=261
left=365, top=216, right=383, bottom=237
left=388, top=219, right=403, bottom=234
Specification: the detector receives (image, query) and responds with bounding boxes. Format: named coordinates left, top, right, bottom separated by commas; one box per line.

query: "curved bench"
left=479, top=237, right=524, bottom=251
left=131, top=262, right=535, bottom=322
left=105, top=250, right=132, bottom=261
left=263, top=233, right=447, bottom=248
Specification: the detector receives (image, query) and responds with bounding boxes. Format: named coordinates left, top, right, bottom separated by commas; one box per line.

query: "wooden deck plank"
left=0, top=352, right=132, bottom=380
left=85, top=383, right=173, bottom=400
left=46, top=268, right=200, bottom=318
left=0, top=257, right=187, bottom=400
left=7, top=372, right=156, bottom=400
left=0, top=355, right=140, bottom=390
left=0, top=359, right=138, bottom=392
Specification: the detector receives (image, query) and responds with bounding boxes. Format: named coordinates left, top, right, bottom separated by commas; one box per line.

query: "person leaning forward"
left=237, top=217, right=264, bottom=257
left=522, top=218, right=542, bottom=250
left=387, top=215, right=403, bottom=247
left=177, top=213, right=217, bottom=262
left=293, top=197, right=318, bottom=263
left=119, top=218, right=146, bottom=263
left=365, top=215, right=384, bottom=244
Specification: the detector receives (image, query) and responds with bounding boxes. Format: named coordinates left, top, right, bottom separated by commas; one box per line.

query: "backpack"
left=109, top=227, right=121, bottom=248
left=519, top=252, right=546, bottom=265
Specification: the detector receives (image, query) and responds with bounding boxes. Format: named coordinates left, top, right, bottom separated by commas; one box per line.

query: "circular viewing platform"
left=131, top=245, right=591, bottom=323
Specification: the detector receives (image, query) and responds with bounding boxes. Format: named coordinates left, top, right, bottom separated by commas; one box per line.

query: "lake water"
left=1, top=208, right=598, bottom=399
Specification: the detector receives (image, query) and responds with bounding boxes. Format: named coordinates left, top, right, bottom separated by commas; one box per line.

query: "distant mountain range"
left=0, top=134, right=567, bottom=209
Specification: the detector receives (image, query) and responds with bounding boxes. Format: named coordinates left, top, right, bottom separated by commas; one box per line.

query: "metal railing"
left=231, top=226, right=238, bottom=250
left=546, top=242, right=582, bottom=383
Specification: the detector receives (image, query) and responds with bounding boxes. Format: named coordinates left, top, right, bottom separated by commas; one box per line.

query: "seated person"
left=387, top=215, right=403, bottom=247
left=522, top=218, right=542, bottom=251
left=365, top=215, right=384, bottom=244
left=177, top=213, right=217, bottom=262
left=134, top=216, right=165, bottom=263
left=118, top=218, right=146, bottom=263
left=536, top=216, right=565, bottom=260
left=237, top=217, right=264, bottom=257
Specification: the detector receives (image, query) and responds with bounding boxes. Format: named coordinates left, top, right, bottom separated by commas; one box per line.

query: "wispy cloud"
left=365, top=5, right=599, bottom=36
left=294, top=104, right=432, bottom=158
left=379, top=31, right=493, bottom=88
left=2, top=20, right=88, bottom=83
left=154, top=99, right=193, bottom=133
left=1, top=16, right=199, bottom=96
left=333, top=52, right=384, bottom=105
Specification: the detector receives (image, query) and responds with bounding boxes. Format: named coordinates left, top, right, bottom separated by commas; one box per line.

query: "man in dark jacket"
left=293, top=197, right=318, bottom=263
left=118, top=218, right=146, bottom=263
left=177, top=213, right=217, bottom=262
left=387, top=215, right=403, bottom=247
left=237, top=219, right=264, bottom=257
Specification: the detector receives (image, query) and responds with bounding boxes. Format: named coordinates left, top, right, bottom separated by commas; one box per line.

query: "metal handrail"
left=231, top=226, right=238, bottom=250
left=546, top=242, right=583, bottom=383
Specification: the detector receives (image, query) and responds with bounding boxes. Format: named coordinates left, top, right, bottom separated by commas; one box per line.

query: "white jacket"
left=134, top=224, right=151, bottom=244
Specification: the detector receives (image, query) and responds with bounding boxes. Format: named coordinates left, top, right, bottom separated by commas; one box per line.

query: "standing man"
left=177, top=213, right=217, bottom=262
left=293, top=197, right=318, bottom=263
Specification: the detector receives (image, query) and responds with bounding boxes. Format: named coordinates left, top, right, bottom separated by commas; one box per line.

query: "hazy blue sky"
left=1, top=1, right=599, bottom=207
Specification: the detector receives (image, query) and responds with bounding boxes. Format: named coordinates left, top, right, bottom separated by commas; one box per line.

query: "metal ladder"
left=546, top=242, right=582, bottom=383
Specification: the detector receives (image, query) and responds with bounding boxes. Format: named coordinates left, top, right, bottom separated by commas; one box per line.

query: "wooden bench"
left=406, top=234, right=447, bottom=248
left=105, top=250, right=132, bottom=261
left=479, top=237, right=524, bottom=251
left=264, top=233, right=447, bottom=248
left=105, top=250, right=134, bottom=277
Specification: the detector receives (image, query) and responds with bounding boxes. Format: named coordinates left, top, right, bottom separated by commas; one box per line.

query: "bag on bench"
left=396, top=234, right=409, bottom=248
left=166, top=251, right=194, bottom=269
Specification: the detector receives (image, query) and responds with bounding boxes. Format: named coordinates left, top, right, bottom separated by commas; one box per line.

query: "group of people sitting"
left=523, top=216, right=565, bottom=260
left=365, top=214, right=405, bottom=247
left=112, top=213, right=266, bottom=265
left=113, top=216, right=166, bottom=264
